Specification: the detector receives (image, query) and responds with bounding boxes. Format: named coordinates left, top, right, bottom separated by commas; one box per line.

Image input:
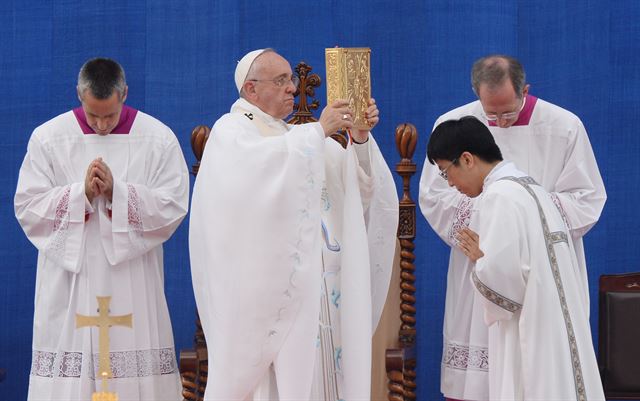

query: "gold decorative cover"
left=325, top=47, right=371, bottom=130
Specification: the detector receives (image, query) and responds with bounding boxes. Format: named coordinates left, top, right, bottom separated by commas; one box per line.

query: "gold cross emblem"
left=76, top=296, right=133, bottom=400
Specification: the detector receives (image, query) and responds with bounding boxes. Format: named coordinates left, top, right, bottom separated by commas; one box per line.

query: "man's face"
left=436, top=156, right=484, bottom=198
left=477, top=80, right=527, bottom=128
left=79, top=89, right=125, bottom=135
left=247, top=52, right=296, bottom=120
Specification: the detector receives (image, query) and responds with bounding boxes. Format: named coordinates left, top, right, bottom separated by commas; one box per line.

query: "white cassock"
left=471, top=161, right=605, bottom=401
left=418, top=95, right=606, bottom=400
left=14, top=105, right=189, bottom=401
left=189, top=98, right=398, bottom=401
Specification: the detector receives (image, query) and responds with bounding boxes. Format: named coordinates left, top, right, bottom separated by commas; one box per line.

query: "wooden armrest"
left=179, top=349, right=198, bottom=401
left=386, top=344, right=416, bottom=401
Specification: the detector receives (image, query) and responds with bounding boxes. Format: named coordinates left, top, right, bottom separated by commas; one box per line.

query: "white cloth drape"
left=189, top=98, right=398, bottom=401
left=472, top=161, right=604, bottom=401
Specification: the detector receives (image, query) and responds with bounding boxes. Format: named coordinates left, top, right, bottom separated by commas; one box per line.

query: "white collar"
left=483, top=160, right=526, bottom=191
left=230, top=98, right=290, bottom=131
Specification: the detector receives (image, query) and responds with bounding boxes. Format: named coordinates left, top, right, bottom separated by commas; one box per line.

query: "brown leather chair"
left=598, top=272, right=640, bottom=399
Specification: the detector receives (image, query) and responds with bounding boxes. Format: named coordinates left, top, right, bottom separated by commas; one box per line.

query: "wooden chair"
left=598, top=272, right=640, bottom=400
left=180, top=61, right=419, bottom=401
left=384, top=124, right=418, bottom=401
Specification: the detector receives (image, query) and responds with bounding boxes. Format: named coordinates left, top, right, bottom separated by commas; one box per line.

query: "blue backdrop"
left=1, top=0, right=638, bottom=399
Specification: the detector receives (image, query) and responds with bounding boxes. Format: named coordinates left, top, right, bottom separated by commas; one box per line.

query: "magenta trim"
left=488, top=94, right=537, bottom=127
left=73, top=105, right=138, bottom=135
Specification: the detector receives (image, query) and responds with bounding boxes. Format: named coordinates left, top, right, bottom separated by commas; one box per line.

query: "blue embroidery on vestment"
left=321, top=220, right=341, bottom=251
left=331, top=288, right=341, bottom=308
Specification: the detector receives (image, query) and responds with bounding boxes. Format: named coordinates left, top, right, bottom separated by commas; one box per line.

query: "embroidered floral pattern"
left=321, top=184, right=331, bottom=211
left=321, top=220, right=341, bottom=252
left=331, top=288, right=341, bottom=308
left=30, top=348, right=177, bottom=379
left=442, top=342, right=489, bottom=372
left=448, top=196, right=473, bottom=244
left=547, top=231, right=569, bottom=244
left=53, top=187, right=71, bottom=231
left=472, top=271, right=522, bottom=313
left=260, top=142, right=319, bottom=363
left=47, top=186, right=72, bottom=259
left=127, top=184, right=143, bottom=234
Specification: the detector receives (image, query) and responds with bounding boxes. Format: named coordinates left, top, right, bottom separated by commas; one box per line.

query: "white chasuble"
left=418, top=96, right=606, bottom=400
left=472, top=161, right=604, bottom=401
left=15, top=107, right=189, bottom=401
left=189, top=98, right=398, bottom=401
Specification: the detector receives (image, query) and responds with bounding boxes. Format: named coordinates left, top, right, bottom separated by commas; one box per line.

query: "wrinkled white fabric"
left=472, top=161, right=604, bottom=401
left=189, top=98, right=398, bottom=401
left=15, top=109, right=189, bottom=401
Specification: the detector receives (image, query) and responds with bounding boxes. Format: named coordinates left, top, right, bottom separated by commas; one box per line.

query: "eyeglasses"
left=247, top=74, right=300, bottom=88
left=439, top=158, right=458, bottom=180
left=483, top=96, right=526, bottom=122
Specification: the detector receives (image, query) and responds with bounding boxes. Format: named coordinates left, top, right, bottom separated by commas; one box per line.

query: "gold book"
left=325, top=47, right=371, bottom=130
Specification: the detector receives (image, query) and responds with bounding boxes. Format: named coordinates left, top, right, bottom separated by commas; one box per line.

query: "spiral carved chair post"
left=386, top=123, right=418, bottom=401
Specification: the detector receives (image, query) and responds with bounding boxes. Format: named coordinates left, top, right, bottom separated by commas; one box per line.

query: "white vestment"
left=15, top=107, right=189, bottom=401
left=419, top=95, right=606, bottom=400
left=189, top=98, right=398, bottom=401
left=472, top=161, right=604, bottom=401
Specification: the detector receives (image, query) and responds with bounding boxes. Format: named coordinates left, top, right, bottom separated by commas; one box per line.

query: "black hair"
left=427, top=116, right=503, bottom=164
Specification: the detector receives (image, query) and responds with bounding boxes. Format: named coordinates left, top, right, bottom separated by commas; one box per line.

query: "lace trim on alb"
left=46, top=186, right=72, bottom=258
left=442, top=341, right=489, bottom=372
left=448, top=196, right=472, bottom=244
left=127, top=185, right=143, bottom=234
left=30, top=348, right=177, bottom=379
left=53, top=187, right=71, bottom=231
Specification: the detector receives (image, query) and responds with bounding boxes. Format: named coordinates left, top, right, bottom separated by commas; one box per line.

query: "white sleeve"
left=473, top=188, right=528, bottom=326
left=100, top=134, right=189, bottom=265
left=14, top=134, right=88, bottom=273
left=359, top=135, right=399, bottom=329
left=419, top=117, right=477, bottom=247
left=550, top=119, right=606, bottom=238
left=352, top=138, right=374, bottom=212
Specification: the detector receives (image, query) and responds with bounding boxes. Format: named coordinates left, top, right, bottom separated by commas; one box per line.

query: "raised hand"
left=318, top=99, right=354, bottom=137
left=353, top=98, right=379, bottom=143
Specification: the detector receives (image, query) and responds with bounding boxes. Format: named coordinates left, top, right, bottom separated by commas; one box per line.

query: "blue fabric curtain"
left=1, top=0, right=638, bottom=399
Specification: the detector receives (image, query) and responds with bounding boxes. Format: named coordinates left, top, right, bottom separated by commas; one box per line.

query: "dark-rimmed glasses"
left=247, top=74, right=300, bottom=88
left=439, top=158, right=458, bottom=180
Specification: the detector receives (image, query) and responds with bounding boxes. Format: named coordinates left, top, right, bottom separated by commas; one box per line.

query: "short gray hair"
left=471, top=55, right=526, bottom=98
left=77, top=57, right=127, bottom=100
